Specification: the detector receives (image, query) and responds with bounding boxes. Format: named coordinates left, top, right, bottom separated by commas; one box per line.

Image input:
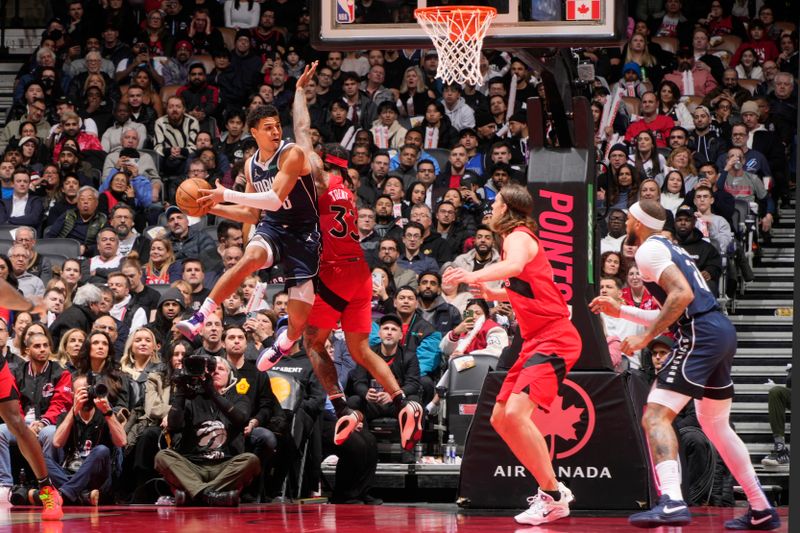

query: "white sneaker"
left=514, top=482, right=574, bottom=526
left=0, top=485, right=11, bottom=506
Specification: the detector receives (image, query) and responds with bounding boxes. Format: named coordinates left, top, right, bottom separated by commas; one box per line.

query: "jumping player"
left=444, top=183, right=579, bottom=526
left=590, top=200, right=780, bottom=530
left=288, top=62, right=423, bottom=449
left=179, top=104, right=320, bottom=364
left=0, top=280, right=62, bottom=519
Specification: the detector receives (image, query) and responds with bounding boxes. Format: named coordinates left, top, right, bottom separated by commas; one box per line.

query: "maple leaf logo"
left=578, top=3, right=590, bottom=15
left=531, top=396, right=585, bottom=460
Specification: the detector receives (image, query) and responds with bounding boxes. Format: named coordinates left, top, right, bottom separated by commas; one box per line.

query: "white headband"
left=629, top=202, right=665, bottom=231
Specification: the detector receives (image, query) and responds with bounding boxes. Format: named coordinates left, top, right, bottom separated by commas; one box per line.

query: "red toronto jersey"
left=319, top=174, right=364, bottom=263
left=502, top=226, right=570, bottom=338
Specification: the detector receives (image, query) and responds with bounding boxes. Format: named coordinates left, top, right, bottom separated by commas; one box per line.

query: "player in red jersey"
left=0, top=280, right=62, bottom=519
left=287, top=62, right=423, bottom=448
left=445, top=183, right=581, bottom=526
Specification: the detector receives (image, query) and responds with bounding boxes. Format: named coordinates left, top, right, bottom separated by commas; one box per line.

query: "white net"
left=415, top=7, right=497, bottom=86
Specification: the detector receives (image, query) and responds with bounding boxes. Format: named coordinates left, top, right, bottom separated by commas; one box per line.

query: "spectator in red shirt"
left=624, top=92, right=675, bottom=147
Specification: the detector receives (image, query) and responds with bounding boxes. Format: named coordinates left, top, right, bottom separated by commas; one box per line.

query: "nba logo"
left=337, top=0, right=355, bottom=24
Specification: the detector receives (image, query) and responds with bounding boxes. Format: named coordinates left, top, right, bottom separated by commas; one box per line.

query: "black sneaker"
left=761, top=447, right=789, bottom=467
left=724, top=506, right=780, bottom=530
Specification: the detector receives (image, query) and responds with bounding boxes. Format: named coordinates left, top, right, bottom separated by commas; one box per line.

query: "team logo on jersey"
left=530, top=379, right=596, bottom=459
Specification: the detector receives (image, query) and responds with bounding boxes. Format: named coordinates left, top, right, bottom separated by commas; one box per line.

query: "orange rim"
left=415, top=5, right=497, bottom=41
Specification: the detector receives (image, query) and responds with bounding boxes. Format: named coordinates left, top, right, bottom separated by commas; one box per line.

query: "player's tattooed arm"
left=292, top=61, right=326, bottom=191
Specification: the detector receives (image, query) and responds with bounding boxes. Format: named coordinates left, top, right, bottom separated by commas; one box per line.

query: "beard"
left=375, top=213, right=392, bottom=224
left=419, top=290, right=437, bottom=304
left=625, top=230, right=638, bottom=247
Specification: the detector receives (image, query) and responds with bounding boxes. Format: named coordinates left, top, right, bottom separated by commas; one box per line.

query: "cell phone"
left=372, top=271, right=382, bottom=287
left=464, top=309, right=474, bottom=320
left=370, top=379, right=383, bottom=392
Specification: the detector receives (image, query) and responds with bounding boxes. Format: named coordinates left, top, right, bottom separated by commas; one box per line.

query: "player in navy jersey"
left=177, top=104, right=320, bottom=366
left=278, top=62, right=423, bottom=449
left=590, top=200, right=780, bottom=530
left=445, top=183, right=579, bottom=526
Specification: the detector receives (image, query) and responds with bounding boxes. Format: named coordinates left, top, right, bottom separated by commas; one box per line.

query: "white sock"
left=198, top=297, right=218, bottom=317
left=655, top=460, right=683, bottom=502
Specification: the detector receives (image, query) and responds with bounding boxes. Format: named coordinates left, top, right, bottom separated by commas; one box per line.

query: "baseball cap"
left=648, top=335, right=674, bottom=350
left=165, top=205, right=183, bottom=218
left=674, top=205, right=695, bottom=219
left=379, top=314, right=402, bottom=328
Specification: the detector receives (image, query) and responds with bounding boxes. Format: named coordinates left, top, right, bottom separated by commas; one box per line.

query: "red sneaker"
left=334, top=410, right=363, bottom=445
left=39, top=486, right=63, bottom=521
left=398, top=400, right=423, bottom=451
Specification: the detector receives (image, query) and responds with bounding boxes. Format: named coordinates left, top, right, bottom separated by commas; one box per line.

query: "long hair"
left=146, top=236, right=175, bottom=274
left=490, top=183, right=538, bottom=238
left=56, top=328, right=86, bottom=368
left=75, top=330, right=122, bottom=400
left=632, top=130, right=663, bottom=178
left=606, top=163, right=640, bottom=209
left=661, top=170, right=687, bottom=198
left=0, top=254, right=18, bottom=289
left=399, top=66, right=428, bottom=94
left=120, top=326, right=161, bottom=376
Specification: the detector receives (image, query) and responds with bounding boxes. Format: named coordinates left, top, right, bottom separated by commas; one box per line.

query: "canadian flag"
left=566, top=0, right=601, bottom=21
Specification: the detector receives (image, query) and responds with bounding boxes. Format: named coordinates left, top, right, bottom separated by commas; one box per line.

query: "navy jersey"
left=635, top=235, right=719, bottom=322
left=249, top=141, right=318, bottom=226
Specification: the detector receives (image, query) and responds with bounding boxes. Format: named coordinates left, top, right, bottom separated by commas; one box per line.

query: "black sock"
left=37, top=476, right=53, bottom=489
left=331, top=396, right=349, bottom=418
left=544, top=489, right=561, bottom=501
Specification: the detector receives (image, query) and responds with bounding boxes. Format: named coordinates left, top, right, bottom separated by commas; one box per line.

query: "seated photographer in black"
left=74, top=330, right=131, bottom=414
left=43, top=370, right=127, bottom=506
left=154, top=354, right=260, bottom=507
left=223, top=325, right=286, bottom=502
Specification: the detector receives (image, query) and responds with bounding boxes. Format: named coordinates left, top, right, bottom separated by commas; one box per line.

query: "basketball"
left=175, top=178, right=210, bottom=217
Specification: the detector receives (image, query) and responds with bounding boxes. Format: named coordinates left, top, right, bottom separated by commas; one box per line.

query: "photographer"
left=154, top=355, right=259, bottom=506
left=45, top=371, right=127, bottom=505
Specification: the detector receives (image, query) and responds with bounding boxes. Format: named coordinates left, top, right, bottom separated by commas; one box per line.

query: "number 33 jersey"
left=635, top=234, right=719, bottom=323
left=319, top=174, right=364, bottom=263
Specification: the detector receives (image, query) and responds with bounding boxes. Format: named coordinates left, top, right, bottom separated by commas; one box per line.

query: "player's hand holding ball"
left=176, top=177, right=213, bottom=217
left=196, top=179, right=227, bottom=209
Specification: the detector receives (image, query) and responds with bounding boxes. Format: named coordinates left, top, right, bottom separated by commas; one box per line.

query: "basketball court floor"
left=0, top=503, right=790, bottom=532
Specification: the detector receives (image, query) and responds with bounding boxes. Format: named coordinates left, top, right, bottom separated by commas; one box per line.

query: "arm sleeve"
left=223, top=188, right=283, bottom=211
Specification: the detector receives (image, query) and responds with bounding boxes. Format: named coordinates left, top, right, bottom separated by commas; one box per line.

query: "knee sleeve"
left=647, top=387, right=691, bottom=414
left=288, top=279, right=316, bottom=305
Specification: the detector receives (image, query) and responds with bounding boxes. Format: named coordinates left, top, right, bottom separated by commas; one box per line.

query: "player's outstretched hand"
left=197, top=179, right=227, bottom=207
left=28, top=296, right=47, bottom=317
left=588, top=296, right=621, bottom=317
left=295, top=61, right=318, bottom=91
left=620, top=334, right=650, bottom=356
left=443, top=267, right=470, bottom=286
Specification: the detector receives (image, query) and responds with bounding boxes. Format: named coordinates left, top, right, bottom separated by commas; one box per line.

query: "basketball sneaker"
left=629, top=495, right=691, bottom=528
left=514, top=482, right=574, bottom=525
left=724, top=506, right=781, bottom=530
left=176, top=312, right=206, bottom=341
left=38, top=486, right=63, bottom=521
left=398, top=400, right=423, bottom=451
left=760, top=444, right=789, bottom=467
left=257, top=326, right=289, bottom=371
left=333, top=409, right=363, bottom=445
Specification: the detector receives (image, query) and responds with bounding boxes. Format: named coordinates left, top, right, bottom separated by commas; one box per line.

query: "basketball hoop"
left=415, top=5, right=497, bottom=86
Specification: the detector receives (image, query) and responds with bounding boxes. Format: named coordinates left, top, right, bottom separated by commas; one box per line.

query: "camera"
left=171, top=355, right=217, bottom=397
left=84, top=372, right=108, bottom=411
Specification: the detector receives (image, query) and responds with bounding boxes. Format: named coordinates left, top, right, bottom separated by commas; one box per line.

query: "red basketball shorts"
left=308, top=259, right=373, bottom=333
left=497, top=318, right=582, bottom=410
left=0, top=361, right=19, bottom=403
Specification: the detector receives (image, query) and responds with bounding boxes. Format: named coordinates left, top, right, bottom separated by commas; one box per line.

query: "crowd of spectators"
left=0, top=0, right=795, bottom=506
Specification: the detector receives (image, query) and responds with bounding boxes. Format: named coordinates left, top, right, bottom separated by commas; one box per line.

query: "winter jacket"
left=419, top=295, right=462, bottom=334
left=13, top=361, right=73, bottom=426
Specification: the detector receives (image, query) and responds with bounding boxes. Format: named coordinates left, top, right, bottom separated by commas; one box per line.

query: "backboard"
left=311, top=1, right=627, bottom=51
